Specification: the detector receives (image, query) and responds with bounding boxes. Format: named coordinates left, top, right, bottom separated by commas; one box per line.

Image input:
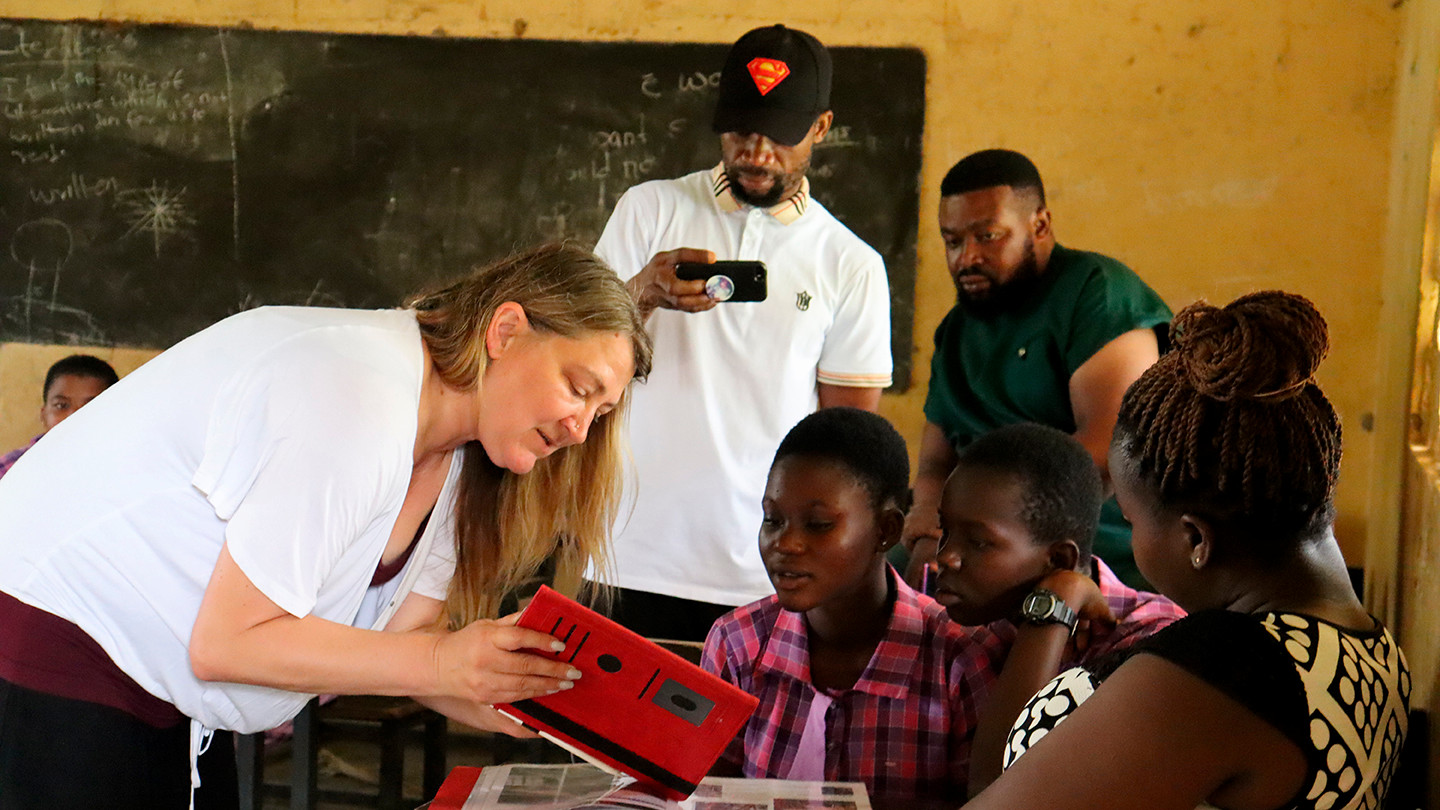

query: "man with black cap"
left=590, top=24, right=893, bottom=642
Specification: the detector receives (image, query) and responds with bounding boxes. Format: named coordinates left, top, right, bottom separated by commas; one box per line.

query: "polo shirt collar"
left=755, top=566, right=924, bottom=700
left=710, top=163, right=810, bottom=225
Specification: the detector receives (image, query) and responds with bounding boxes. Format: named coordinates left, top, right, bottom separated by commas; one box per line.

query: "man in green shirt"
left=904, top=149, right=1171, bottom=588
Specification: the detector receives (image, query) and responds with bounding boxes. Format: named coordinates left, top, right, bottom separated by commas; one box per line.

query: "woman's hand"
left=429, top=612, right=582, bottom=705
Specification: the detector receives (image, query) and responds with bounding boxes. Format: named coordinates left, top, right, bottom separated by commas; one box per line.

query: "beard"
left=955, top=238, right=1045, bottom=318
left=724, top=159, right=808, bottom=208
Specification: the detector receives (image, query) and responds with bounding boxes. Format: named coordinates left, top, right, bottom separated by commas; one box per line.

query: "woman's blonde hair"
left=408, top=242, right=652, bottom=626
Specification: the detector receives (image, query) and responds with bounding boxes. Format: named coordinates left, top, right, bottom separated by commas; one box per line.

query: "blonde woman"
left=0, top=243, right=652, bottom=809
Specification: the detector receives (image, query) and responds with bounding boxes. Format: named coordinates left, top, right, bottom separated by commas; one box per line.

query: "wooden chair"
left=237, top=696, right=447, bottom=810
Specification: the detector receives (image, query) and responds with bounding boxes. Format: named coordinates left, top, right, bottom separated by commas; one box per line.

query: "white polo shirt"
left=594, top=166, right=892, bottom=606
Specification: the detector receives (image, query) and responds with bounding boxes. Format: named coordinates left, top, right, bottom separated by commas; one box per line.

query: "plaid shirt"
left=947, top=558, right=1186, bottom=792
left=702, top=570, right=973, bottom=808
left=0, top=435, right=39, bottom=480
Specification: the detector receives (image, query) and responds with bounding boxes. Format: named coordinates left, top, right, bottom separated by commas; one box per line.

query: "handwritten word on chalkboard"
left=0, top=19, right=924, bottom=386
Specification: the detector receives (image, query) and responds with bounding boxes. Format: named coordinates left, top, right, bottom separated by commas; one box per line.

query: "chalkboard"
left=0, top=19, right=924, bottom=387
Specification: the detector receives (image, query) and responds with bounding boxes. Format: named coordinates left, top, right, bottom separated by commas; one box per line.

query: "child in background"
left=0, top=354, right=118, bottom=479
left=702, top=407, right=969, bottom=810
left=931, top=422, right=1185, bottom=796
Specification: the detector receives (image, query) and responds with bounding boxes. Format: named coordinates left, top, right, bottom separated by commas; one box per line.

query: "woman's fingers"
left=482, top=671, right=584, bottom=703
left=488, top=645, right=582, bottom=683
left=486, top=622, right=569, bottom=654
left=434, top=622, right=582, bottom=705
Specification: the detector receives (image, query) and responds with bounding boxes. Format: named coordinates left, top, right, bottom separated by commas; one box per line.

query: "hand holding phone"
left=674, top=260, right=768, bottom=303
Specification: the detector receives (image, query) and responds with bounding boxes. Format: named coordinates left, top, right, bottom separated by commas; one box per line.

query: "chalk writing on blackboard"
left=0, top=19, right=924, bottom=387
left=118, top=182, right=198, bottom=256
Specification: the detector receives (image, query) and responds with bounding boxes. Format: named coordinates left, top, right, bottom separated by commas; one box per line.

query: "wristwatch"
left=1019, top=588, right=1078, bottom=632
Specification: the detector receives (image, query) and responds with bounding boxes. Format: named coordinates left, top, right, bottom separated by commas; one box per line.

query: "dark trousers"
left=597, top=585, right=735, bottom=643
left=0, top=678, right=238, bottom=810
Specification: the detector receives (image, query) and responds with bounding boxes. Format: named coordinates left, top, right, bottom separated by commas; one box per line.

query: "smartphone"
left=675, top=260, right=767, bottom=302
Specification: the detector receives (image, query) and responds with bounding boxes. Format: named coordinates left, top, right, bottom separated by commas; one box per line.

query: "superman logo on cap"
left=747, top=58, right=790, bottom=95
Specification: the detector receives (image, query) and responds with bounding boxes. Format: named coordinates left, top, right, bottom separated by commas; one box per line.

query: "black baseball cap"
left=711, top=25, right=832, bottom=147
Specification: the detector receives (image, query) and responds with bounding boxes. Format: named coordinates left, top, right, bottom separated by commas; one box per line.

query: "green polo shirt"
left=924, top=243, right=1171, bottom=587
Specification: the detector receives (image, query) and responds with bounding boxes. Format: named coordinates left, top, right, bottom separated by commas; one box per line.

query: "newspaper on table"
left=456, top=763, right=872, bottom=810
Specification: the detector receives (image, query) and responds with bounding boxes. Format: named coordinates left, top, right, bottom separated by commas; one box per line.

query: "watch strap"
left=1022, top=588, right=1078, bottom=632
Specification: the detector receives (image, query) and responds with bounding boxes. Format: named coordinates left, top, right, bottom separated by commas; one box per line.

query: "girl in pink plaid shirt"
left=702, top=407, right=971, bottom=810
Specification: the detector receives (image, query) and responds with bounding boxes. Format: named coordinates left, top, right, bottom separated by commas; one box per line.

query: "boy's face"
left=932, top=464, right=1053, bottom=626
left=760, top=455, right=887, bottom=615
left=41, top=373, right=110, bottom=432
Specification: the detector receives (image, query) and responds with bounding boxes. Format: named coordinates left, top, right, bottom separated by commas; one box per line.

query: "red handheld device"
left=495, top=586, right=759, bottom=800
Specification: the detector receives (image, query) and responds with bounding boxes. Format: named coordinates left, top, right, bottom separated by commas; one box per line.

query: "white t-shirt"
left=593, top=167, right=893, bottom=606
left=0, top=307, right=459, bottom=733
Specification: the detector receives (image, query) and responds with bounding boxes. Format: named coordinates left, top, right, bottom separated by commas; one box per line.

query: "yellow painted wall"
left=0, top=1, right=1403, bottom=564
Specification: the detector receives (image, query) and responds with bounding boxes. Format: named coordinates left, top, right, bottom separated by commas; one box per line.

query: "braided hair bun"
left=1169, top=291, right=1329, bottom=403
left=1115, top=290, right=1341, bottom=547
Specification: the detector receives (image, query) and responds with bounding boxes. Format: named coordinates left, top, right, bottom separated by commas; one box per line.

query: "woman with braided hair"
left=964, top=291, right=1409, bottom=810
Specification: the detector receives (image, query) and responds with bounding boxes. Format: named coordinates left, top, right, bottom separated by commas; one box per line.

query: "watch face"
left=1023, top=591, right=1056, bottom=620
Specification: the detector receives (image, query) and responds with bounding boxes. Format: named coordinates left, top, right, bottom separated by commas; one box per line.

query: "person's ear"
left=484, top=302, right=531, bottom=361
left=1031, top=206, right=1052, bottom=241
left=1179, top=513, right=1215, bottom=570
left=1045, top=539, right=1081, bottom=573
left=810, top=111, right=834, bottom=145
left=875, top=504, right=905, bottom=554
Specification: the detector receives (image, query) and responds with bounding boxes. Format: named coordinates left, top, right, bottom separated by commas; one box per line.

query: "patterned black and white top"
left=1001, top=610, right=1410, bottom=810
